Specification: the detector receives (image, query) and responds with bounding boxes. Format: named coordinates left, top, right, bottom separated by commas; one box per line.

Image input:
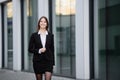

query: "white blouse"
left=38, top=30, right=48, bottom=54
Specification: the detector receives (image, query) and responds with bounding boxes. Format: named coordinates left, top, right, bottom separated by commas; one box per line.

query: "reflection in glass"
left=23, top=0, right=38, bottom=72
left=96, top=0, right=120, bottom=80
left=7, top=2, right=13, bottom=18
left=7, top=2, right=13, bottom=69
left=55, top=0, right=76, bottom=77
left=106, top=1, right=120, bottom=80
left=56, top=0, right=75, bottom=15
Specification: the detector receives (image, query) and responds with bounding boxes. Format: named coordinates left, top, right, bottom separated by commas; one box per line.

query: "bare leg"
left=45, top=72, right=52, bottom=80
left=35, top=74, right=43, bottom=80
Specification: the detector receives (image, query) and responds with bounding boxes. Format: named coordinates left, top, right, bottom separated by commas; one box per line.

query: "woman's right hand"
left=40, top=48, right=46, bottom=53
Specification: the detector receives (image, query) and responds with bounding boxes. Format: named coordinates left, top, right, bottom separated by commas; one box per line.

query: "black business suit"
left=28, top=31, right=54, bottom=74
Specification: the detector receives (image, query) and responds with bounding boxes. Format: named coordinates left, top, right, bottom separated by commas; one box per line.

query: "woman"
left=28, top=16, right=55, bottom=80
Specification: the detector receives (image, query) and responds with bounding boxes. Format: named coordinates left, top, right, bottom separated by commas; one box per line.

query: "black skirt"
left=33, top=59, right=53, bottom=74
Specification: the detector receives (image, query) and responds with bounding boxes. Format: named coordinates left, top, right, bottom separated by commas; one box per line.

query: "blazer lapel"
left=45, top=35, right=49, bottom=48
left=37, top=34, right=43, bottom=47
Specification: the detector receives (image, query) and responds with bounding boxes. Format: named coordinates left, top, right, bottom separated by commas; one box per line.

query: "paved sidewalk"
left=0, top=69, right=75, bottom=80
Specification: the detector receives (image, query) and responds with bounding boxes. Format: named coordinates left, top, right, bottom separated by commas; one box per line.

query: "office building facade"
left=0, top=0, right=120, bottom=80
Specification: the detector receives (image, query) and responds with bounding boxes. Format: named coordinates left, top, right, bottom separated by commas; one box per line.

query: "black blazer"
left=28, top=32, right=55, bottom=65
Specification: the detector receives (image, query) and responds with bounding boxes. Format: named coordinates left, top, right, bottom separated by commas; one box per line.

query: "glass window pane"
left=54, top=0, right=76, bottom=77
left=107, top=1, right=120, bottom=80
left=98, top=0, right=107, bottom=79
left=94, top=0, right=120, bottom=80
left=23, top=0, right=38, bottom=72
left=7, top=2, right=13, bottom=69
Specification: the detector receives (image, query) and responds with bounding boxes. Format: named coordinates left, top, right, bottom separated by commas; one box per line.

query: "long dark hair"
left=37, top=16, right=49, bottom=31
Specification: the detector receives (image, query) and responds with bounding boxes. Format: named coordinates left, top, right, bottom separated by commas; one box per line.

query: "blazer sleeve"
left=28, top=33, right=39, bottom=54
left=51, top=34, right=55, bottom=65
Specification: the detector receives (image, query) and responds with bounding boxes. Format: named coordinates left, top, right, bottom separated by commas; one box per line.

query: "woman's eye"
left=40, top=21, right=46, bottom=23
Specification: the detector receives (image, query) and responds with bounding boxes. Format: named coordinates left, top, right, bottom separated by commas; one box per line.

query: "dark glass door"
left=95, top=0, right=120, bottom=80
left=3, top=2, right=13, bottom=69
left=106, top=0, right=120, bottom=80
left=54, top=0, right=76, bottom=77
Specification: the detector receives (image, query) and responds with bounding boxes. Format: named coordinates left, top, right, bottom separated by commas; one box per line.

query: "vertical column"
left=52, top=0, right=57, bottom=73
left=76, top=0, right=84, bottom=78
left=94, top=0, right=99, bottom=79
left=4, top=5, right=8, bottom=68
left=0, top=5, right=2, bottom=68
left=83, top=0, right=90, bottom=79
left=38, top=0, right=49, bottom=19
left=76, top=0, right=90, bottom=79
left=23, top=0, right=28, bottom=70
left=13, top=0, right=22, bottom=70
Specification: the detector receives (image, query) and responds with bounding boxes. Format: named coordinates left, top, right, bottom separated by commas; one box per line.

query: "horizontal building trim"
left=0, top=0, right=10, bottom=3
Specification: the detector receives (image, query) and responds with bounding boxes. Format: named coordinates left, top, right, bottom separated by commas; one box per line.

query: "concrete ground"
left=0, top=69, right=75, bottom=80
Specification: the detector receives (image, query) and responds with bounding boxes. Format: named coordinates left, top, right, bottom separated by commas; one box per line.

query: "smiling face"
left=37, top=16, right=49, bottom=31
left=39, top=18, right=47, bottom=30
